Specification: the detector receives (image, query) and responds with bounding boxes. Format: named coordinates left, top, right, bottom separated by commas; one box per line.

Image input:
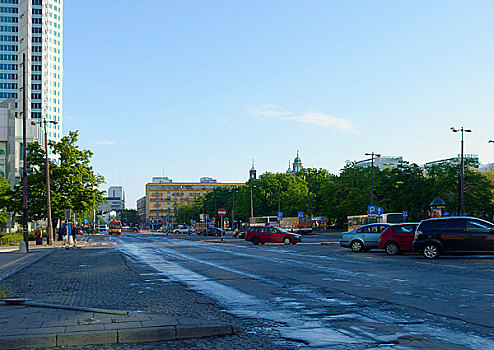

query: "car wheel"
left=252, top=237, right=260, bottom=245
left=385, top=242, right=400, bottom=255
left=283, top=237, right=291, bottom=245
left=350, top=240, right=364, bottom=252
left=260, top=241, right=265, bottom=245
left=422, top=243, right=440, bottom=259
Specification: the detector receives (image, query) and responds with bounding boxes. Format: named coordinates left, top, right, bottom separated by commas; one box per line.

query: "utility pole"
left=31, top=118, right=58, bottom=245
left=365, top=152, right=381, bottom=206
left=21, top=53, right=29, bottom=253
left=250, top=185, right=254, bottom=218
left=306, top=170, right=312, bottom=217
left=451, top=127, right=471, bottom=215
left=278, top=181, right=281, bottom=214
left=231, top=190, right=236, bottom=232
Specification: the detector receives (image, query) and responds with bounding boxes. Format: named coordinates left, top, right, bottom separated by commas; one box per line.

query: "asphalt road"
left=112, top=232, right=494, bottom=349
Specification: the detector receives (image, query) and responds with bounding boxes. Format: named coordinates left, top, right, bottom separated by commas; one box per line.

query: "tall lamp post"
left=21, top=54, right=29, bottom=252
left=31, top=118, right=58, bottom=245
left=364, top=152, right=381, bottom=206
left=277, top=179, right=285, bottom=214
left=250, top=184, right=256, bottom=218
left=230, top=189, right=237, bottom=232
left=303, top=169, right=314, bottom=217
left=451, top=127, right=471, bottom=215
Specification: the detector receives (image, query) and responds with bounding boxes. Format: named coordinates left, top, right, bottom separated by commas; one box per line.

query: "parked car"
left=340, top=223, right=391, bottom=252
left=245, top=227, right=302, bottom=245
left=173, top=226, right=196, bottom=234
left=198, top=227, right=225, bottom=236
left=378, top=223, right=419, bottom=255
left=413, top=217, right=494, bottom=259
left=233, top=230, right=246, bottom=239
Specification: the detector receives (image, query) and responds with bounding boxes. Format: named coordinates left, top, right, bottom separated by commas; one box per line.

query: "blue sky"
left=63, top=0, right=494, bottom=208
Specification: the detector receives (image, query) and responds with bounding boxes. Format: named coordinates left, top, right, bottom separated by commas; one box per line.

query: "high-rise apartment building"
left=0, top=0, right=63, bottom=155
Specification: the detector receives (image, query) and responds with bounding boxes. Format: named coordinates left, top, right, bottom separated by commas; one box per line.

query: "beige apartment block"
left=145, top=181, right=244, bottom=228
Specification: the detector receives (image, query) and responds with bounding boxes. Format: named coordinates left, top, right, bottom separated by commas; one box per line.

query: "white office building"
left=98, top=186, right=125, bottom=214
left=0, top=0, right=63, bottom=157
left=0, top=98, right=42, bottom=187
left=353, top=155, right=404, bottom=169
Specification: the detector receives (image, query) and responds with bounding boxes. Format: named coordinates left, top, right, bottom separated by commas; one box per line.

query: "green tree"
left=0, top=176, right=12, bottom=223
left=119, top=209, right=140, bottom=226
left=10, top=131, right=105, bottom=233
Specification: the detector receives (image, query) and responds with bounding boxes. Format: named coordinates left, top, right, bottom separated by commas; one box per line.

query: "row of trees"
left=176, top=161, right=494, bottom=228
left=0, top=131, right=105, bottom=233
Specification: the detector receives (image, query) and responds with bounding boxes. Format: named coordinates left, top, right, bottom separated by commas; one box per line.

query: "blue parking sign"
left=367, top=206, right=377, bottom=215
left=368, top=206, right=384, bottom=215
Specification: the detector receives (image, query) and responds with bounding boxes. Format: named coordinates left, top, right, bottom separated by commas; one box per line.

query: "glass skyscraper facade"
left=0, top=0, right=63, bottom=148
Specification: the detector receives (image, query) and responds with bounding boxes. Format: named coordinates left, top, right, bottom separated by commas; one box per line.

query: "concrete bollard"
left=18, top=241, right=28, bottom=253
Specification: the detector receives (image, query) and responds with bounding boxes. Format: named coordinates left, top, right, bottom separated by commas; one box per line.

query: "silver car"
left=340, top=223, right=390, bottom=252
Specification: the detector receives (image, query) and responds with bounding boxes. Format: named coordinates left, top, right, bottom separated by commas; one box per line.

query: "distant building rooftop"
left=152, top=176, right=173, bottom=183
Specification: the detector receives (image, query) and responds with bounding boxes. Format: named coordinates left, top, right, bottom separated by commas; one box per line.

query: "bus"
left=249, top=216, right=279, bottom=227
left=280, top=217, right=313, bottom=234
left=109, top=220, right=122, bottom=235
left=347, top=213, right=404, bottom=231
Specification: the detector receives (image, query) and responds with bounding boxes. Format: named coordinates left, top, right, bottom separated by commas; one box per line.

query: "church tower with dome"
left=249, top=159, right=257, bottom=180
left=286, top=151, right=303, bottom=175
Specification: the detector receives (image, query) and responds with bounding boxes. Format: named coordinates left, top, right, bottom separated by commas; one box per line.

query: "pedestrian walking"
left=72, top=226, right=78, bottom=246
left=35, top=227, right=43, bottom=245
left=61, top=224, right=68, bottom=247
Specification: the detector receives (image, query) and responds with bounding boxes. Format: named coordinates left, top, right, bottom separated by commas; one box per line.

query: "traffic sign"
left=367, top=206, right=384, bottom=216
left=277, top=212, right=283, bottom=220
left=218, top=208, right=227, bottom=217
left=298, top=211, right=304, bottom=218
left=402, top=211, right=408, bottom=218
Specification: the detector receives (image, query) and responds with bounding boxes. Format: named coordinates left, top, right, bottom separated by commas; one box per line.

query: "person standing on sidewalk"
left=61, top=224, right=68, bottom=247
left=35, top=227, right=43, bottom=245
left=71, top=226, right=77, bottom=247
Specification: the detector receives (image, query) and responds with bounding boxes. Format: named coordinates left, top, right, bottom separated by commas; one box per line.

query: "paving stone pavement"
left=0, top=240, right=294, bottom=349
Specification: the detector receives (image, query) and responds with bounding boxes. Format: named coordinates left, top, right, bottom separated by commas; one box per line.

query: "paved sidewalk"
left=0, top=302, right=236, bottom=349
left=0, top=246, right=53, bottom=283
left=0, top=237, right=239, bottom=349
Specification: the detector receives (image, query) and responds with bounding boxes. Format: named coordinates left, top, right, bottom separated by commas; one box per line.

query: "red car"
left=245, top=227, right=302, bottom=245
left=379, top=223, right=419, bottom=255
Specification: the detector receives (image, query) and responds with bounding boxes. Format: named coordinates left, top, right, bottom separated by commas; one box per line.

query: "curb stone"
left=0, top=322, right=238, bottom=349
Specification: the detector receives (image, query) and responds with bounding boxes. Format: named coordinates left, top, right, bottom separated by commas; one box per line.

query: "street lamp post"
left=451, top=127, right=472, bottom=216
left=21, top=54, right=29, bottom=253
left=364, top=152, right=381, bottom=206
left=31, top=118, right=58, bottom=245
left=230, top=189, right=237, bottom=232
left=250, top=184, right=256, bottom=218
left=278, top=181, right=282, bottom=214
left=303, top=169, right=314, bottom=217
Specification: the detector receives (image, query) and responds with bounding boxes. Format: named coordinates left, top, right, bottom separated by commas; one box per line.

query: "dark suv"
left=413, top=217, right=494, bottom=259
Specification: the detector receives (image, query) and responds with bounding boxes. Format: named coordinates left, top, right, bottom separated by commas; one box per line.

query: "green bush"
left=0, top=231, right=35, bottom=246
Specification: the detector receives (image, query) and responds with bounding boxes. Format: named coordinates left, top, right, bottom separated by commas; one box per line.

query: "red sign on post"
left=218, top=208, right=227, bottom=217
